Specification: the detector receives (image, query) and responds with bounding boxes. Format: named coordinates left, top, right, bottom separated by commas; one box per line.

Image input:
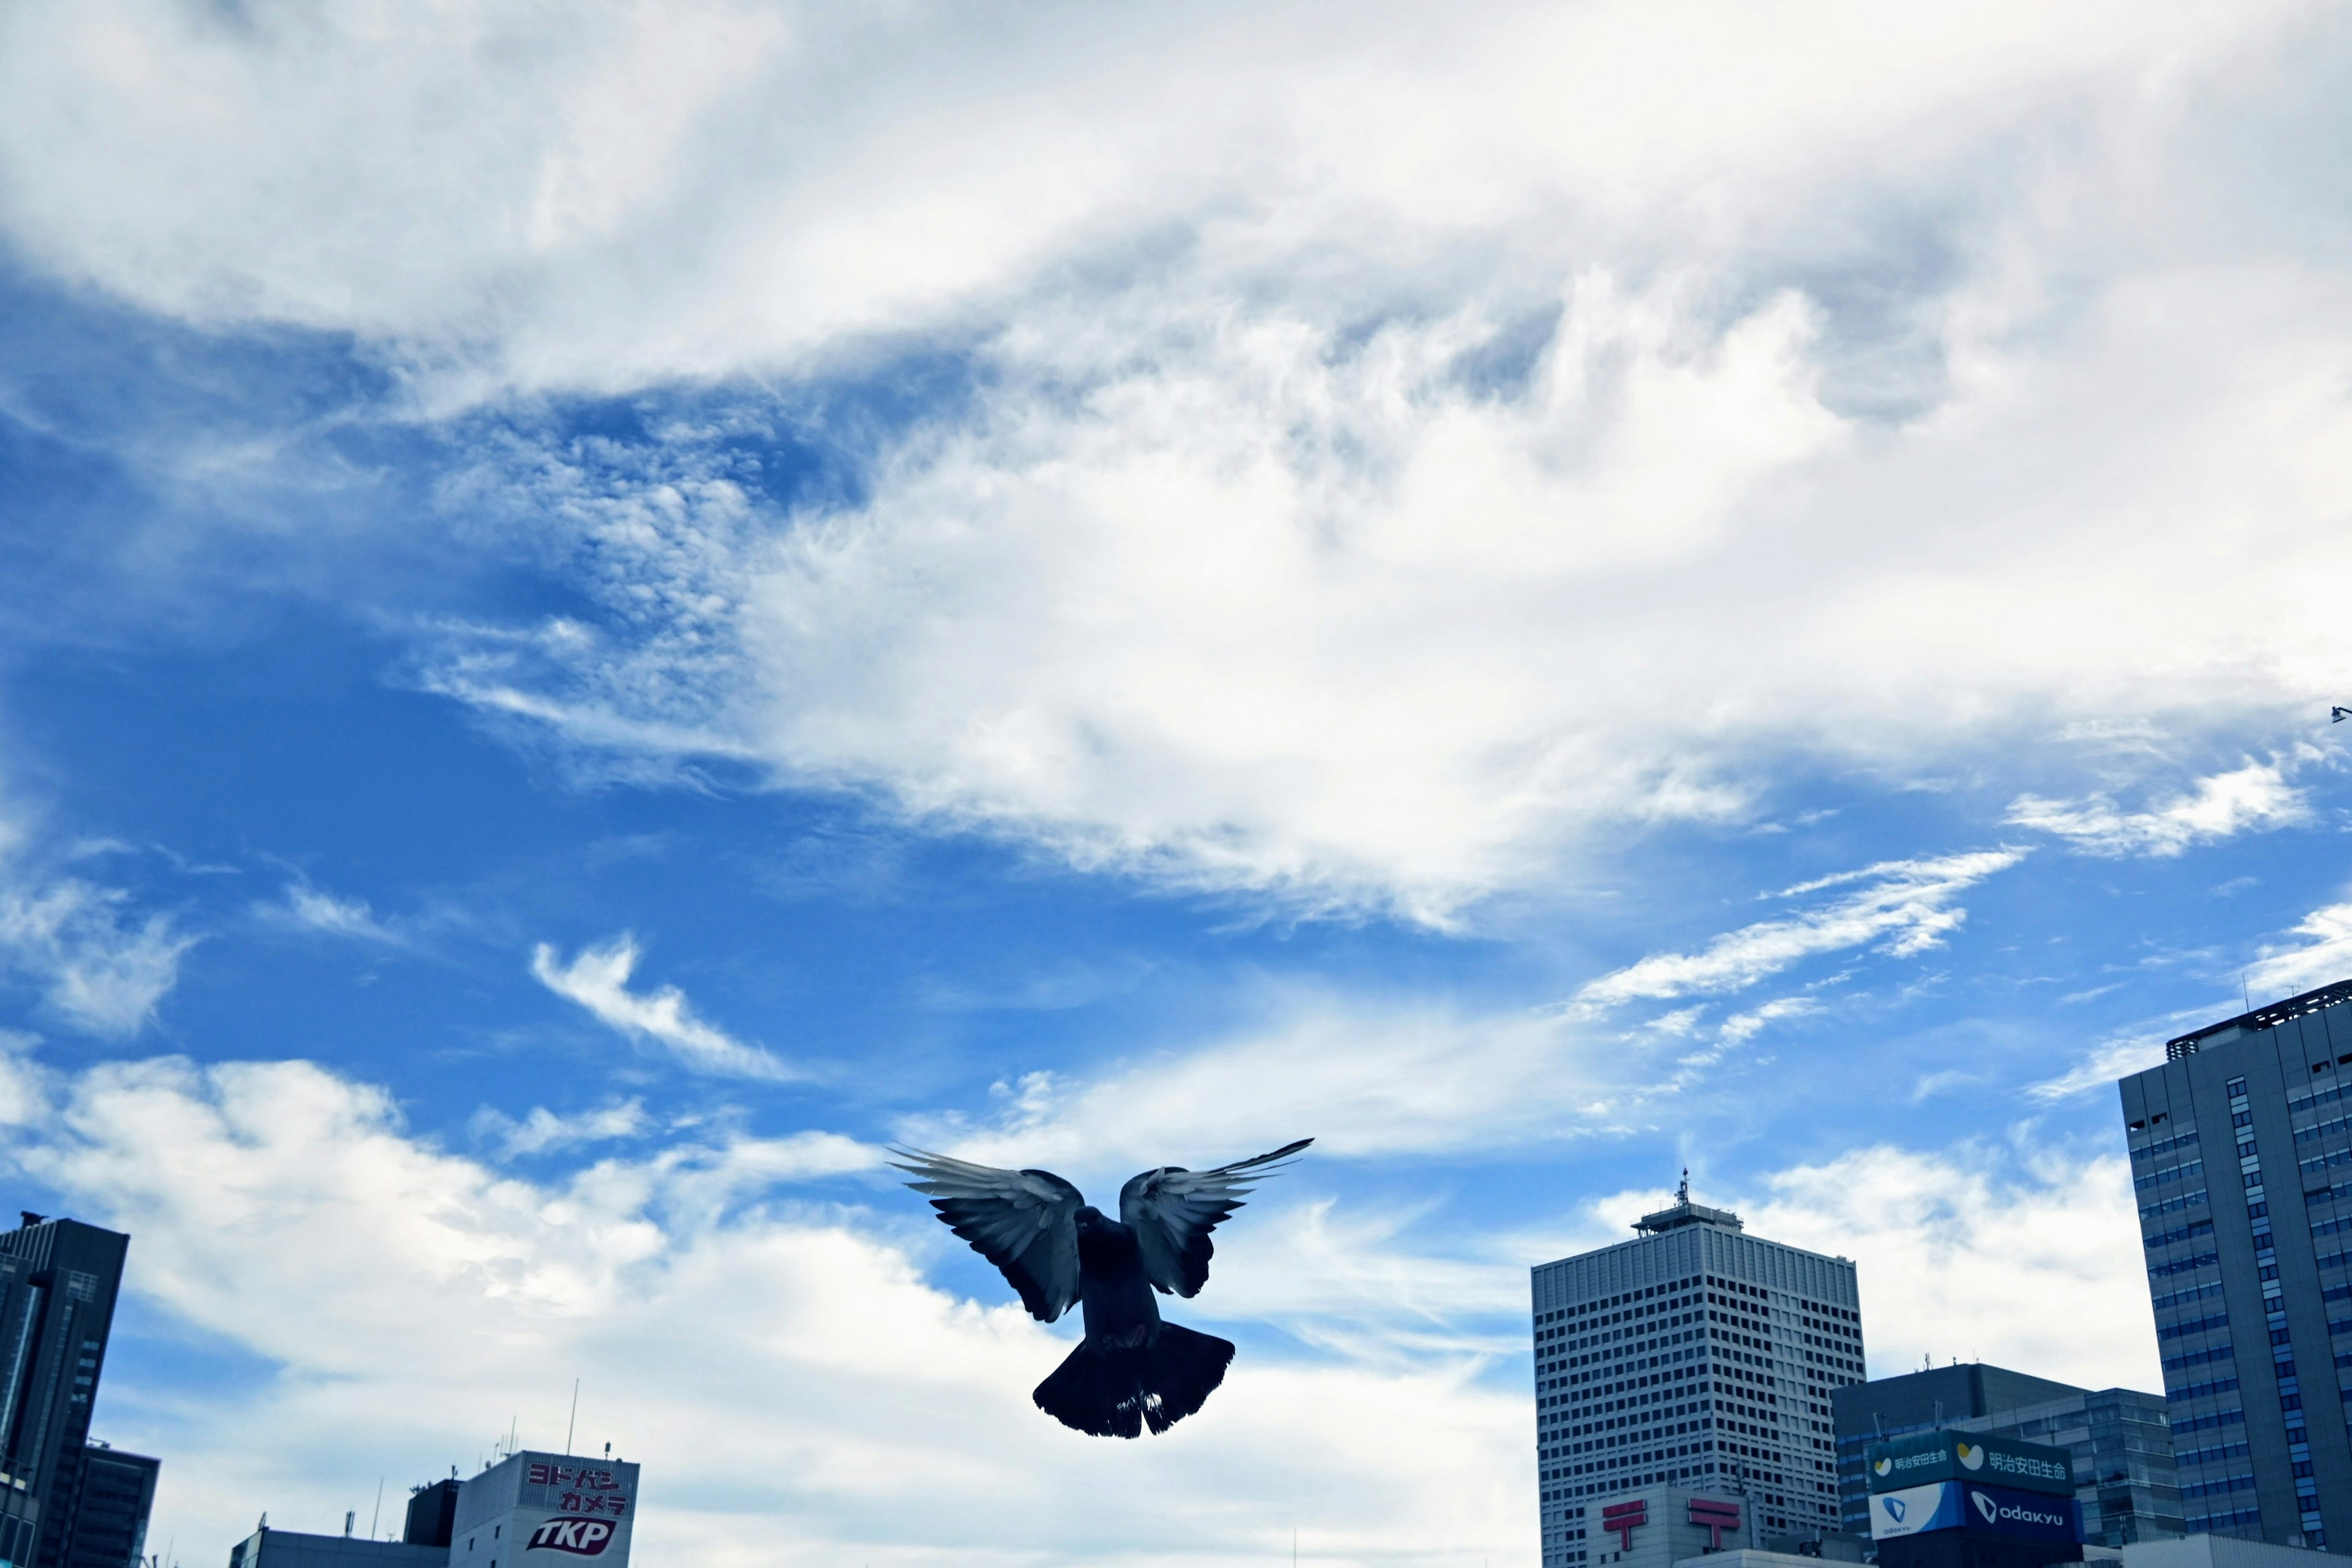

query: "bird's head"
left=1073, top=1205, right=1109, bottom=1232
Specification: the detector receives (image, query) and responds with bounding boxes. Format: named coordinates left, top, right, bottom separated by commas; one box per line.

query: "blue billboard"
left=1870, top=1482, right=1962, bottom=1540
left=1960, top=1482, right=2079, bottom=1545
left=1871, top=1481, right=2079, bottom=1545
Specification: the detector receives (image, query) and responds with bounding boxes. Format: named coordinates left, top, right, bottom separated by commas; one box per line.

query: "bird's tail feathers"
left=1032, top=1323, right=1235, bottom=1438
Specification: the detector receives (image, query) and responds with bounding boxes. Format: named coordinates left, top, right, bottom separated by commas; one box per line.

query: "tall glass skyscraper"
left=2117, top=978, right=2352, bottom=1550
left=1529, top=1182, right=1868, bottom=1568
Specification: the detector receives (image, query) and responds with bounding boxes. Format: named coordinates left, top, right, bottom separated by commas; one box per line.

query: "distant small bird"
left=892, top=1137, right=1313, bottom=1437
left=2335, top=706, right=2351, bottom=723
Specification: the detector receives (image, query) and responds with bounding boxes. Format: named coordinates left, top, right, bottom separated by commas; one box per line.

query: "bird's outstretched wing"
left=891, top=1148, right=1087, bottom=1322
left=1120, top=1138, right=1313, bottom=1298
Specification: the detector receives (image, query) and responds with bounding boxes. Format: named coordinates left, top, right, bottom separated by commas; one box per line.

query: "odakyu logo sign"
left=1963, top=1487, right=2075, bottom=1542
left=1870, top=1483, right=1961, bottom=1541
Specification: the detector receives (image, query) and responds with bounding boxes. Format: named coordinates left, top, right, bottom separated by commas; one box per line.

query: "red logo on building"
left=1690, top=1497, right=1742, bottom=1550
left=526, top=1520, right=616, bottom=1557
left=1603, top=1500, right=1648, bottom=1551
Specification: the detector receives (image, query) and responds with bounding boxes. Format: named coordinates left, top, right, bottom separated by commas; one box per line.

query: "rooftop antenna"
left=1677, top=1168, right=1691, bottom=1205
left=369, top=1478, right=383, bottom=1540
left=566, top=1379, right=580, bottom=1456
left=2244, top=973, right=2253, bottom=1013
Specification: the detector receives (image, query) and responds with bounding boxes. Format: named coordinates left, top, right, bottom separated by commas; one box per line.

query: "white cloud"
left=1578, top=850, right=2024, bottom=1008
left=2025, top=1032, right=2169, bottom=1102
left=0, top=783, right=193, bottom=1038
left=530, top=935, right=793, bottom=1081
left=7, top=4, right=2352, bottom=921
left=2248, top=902, right=2352, bottom=1001
left=2006, top=758, right=2313, bottom=858
left=417, top=244, right=2352, bottom=921
left=255, top=881, right=403, bottom=944
left=1715, top=996, right=1822, bottom=1046
left=0, top=2, right=2298, bottom=388
left=472, top=1098, right=651, bottom=1158
left=1743, top=1142, right=2159, bottom=1392
left=0, top=876, right=193, bottom=1038
left=894, top=994, right=1640, bottom=1182
left=5, top=1052, right=1529, bottom=1567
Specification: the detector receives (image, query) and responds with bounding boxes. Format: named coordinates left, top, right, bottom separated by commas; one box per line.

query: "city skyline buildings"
left=0, top=0, right=2346, bottom=1561
left=1531, top=1180, right=1868, bottom=1568
left=2120, top=979, right=2352, bottom=1550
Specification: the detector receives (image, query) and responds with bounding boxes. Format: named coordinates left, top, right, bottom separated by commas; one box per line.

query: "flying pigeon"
left=891, top=1137, right=1313, bottom=1438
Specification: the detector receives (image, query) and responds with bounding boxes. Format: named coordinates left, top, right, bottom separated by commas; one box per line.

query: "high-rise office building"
left=0, top=1214, right=130, bottom=1568
left=61, top=1444, right=156, bottom=1568
left=2117, top=978, right=2352, bottom=1550
left=1531, top=1182, right=1869, bottom=1568
left=1832, top=1363, right=2181, bottom=1546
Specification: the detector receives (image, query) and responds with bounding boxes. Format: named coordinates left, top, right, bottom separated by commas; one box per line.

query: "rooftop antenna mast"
left=566, top=1379, right=581, bottom=1456
left=1677, top=1168, right=1690, bottom=1205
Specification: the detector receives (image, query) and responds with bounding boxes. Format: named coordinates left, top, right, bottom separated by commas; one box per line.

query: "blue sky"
left=3, top=2, right=2352, bottom=1564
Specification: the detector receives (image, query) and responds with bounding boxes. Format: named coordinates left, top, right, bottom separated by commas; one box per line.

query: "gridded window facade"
left=1960, top=1387, right=2183, bottom=1547
left=2121, top=979, right=2352, bottom=1551
left=1531, top=1193, right=1865, bottom=1568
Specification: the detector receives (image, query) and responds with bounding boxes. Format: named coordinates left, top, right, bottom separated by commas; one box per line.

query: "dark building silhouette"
left=61, top=1444, right=157, bottom=1568
left=0, top=1213, right=132, bottom=1568
left=403, top=1480, right=459, bottom=1549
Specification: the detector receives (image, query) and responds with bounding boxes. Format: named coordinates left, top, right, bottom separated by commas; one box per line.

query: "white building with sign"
left=1529, top=1181, right=1868, bottom=1568
left=1586, top=1483, right=1752, bottom=1568
left=449, top=1452, right=639, bottom=1568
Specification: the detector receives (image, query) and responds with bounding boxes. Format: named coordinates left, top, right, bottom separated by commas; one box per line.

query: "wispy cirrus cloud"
left=254, top=880, right=404, bottom=945
left=2006, top=757, right=2313, bottom=858
left=2026, top=1031, right=2171, bottom=1102
left=471, top=1098, right=651, bottom=1158
left=0, top=876, right=193, bottom=1038
left=1577, top=850, right=2026, bottom=1009
left=2247, top=902, right=2352, bottom=1002
left=892, top=993, right=1631, bottom=1185
left=530, top=934, right=794, bottom=1082
left=1716, top=995, right=1823, bottom=1046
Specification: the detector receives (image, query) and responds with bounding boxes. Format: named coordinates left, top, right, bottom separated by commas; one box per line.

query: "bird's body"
left=1073, top=1207, right=1159, bottom=1344
left=891, top=1139, right=1311, bottom=1438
